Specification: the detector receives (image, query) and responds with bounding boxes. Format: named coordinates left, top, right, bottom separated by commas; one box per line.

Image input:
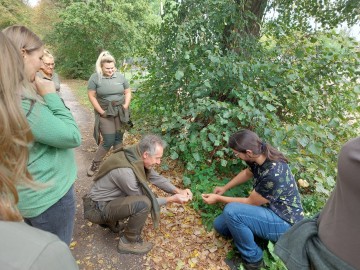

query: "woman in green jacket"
left=2, top=25, right=81, bottom=246
left=0, top=31, right=78, bottom=270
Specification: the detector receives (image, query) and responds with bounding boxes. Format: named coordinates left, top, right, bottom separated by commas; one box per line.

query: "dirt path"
left=61, top=84, right=146, bottom=270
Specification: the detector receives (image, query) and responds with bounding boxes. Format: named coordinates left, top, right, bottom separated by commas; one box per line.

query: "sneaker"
left=243, top=259, right=264, bottom=270
left=87, top=161, right=100, bottom=177
left=117, top=236, right=153, bottom=255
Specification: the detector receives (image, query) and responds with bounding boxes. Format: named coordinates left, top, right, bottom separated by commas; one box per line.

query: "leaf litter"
left=126, top=132, right=232, bottom=269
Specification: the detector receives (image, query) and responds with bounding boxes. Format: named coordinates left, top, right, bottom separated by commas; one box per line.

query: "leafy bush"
left=135, top=0, right=360, bottom=221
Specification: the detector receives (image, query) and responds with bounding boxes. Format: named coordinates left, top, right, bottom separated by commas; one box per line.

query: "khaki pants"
left=99, top=116, right=123, bottom=150
left=102, top=195, right=151, bottom=242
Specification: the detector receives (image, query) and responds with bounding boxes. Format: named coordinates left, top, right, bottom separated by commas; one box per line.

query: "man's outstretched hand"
left=170, top=188, right=193, bottom=204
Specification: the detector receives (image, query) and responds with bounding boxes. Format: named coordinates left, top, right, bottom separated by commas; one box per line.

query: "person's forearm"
left=218, top=195, right=249, bottom=204
left=157, top=197, right=167, bottom=206
left=149, top=169, right=177, bottom=193
left=123, top=89, right=131, bottom=109
left=217, top=190, right=268, bottom=206
left=157, top=196, right=180, bottom=205
left=88, top=94, right=104, bottom=114
left=173, top=188, right=183, bottom=194
left=24, top=94, right=81, bottom=148
left=223, top=168, right=252, bottom=191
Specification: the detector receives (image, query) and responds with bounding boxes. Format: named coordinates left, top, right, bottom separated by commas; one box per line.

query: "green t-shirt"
left=87, top=72, right=130, bottom=102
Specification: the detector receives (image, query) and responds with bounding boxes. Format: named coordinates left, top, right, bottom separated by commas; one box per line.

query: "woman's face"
left=41, top=55, right=55, bottom=76
left=101, top=62, right=115, bottom=77
left=23, top=47, right=44, bottom=82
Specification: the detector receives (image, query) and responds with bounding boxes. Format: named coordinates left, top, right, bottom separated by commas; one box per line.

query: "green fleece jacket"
left=94, top=144, right=161, bottom=228
left=18, top=93, right=81, bottom=218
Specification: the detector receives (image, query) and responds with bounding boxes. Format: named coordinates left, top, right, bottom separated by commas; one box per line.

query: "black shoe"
left=242, top=259, right=264, bottom=270
left=87, top=161, right=100, bottom=177
left=224, top=254, right=243, bottom=270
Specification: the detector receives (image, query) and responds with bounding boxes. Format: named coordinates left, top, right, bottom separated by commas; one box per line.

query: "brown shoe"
left=99, top=221, right=126, bottom=234
left=117, top=236, right=153, bottom=255
left=87, top=161, right=100, bottom=177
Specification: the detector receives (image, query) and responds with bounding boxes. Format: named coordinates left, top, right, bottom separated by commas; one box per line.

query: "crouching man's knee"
left=130, top=195, right=151, bottom=215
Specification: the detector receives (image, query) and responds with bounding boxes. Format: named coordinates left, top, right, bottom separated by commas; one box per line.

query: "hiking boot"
left=243, top=259, right=264, bottom=270
left=117, top=236, right=153, bottom=255
left=99, top=221, right=126, bottom=234
left=87, top=161, right=100, bottom=177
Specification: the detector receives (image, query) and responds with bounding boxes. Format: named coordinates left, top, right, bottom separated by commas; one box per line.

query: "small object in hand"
left=179, top=195, right=190, bottom=203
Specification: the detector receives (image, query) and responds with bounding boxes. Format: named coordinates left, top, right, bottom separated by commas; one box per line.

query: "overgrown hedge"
left=134, top=0, right=360, bottom=221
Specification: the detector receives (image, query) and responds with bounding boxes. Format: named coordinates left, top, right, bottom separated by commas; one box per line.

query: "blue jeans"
left=24, top=185, right=76, bottom=246
left=214, top=202, right=291, bottom=263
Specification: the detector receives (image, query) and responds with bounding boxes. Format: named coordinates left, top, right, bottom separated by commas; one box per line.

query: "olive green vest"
left=94, top=144, right=160, bottom=228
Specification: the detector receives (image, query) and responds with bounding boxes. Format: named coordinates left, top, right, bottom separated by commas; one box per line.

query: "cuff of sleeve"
left=157, top=198, right=167, bottom=206
left=43, top=93, right=62, bottom=104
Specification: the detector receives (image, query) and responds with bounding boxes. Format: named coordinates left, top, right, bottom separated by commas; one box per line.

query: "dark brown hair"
left=228, top=129, right=289, bottom=163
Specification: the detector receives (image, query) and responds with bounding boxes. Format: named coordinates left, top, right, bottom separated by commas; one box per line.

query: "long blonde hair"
left=0, top=32, right=34, bottom=221
left=2, top=25, right=44, bottom=102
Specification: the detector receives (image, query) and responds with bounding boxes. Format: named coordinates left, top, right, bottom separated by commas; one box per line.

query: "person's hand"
left=171, top=193, right=191, bottom=204
left=201, top=193, right=219, bottom=205
left=34, top=76, right=56, bottom=96
left=177, top=188, right=193, bottom=200
left=185, top=189, right=193, bottom=200
left=213, top=186, right=226, bottom=195
left=99, top=111, right=107, bottom=118
left=122, top=104, right=129, bottom=110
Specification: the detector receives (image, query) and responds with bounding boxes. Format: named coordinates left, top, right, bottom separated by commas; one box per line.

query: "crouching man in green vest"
left=83, top=134, right=193, bottom=254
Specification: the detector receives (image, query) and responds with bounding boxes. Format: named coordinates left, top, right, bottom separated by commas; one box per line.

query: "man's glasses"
left=43, top=62, right=55, bottom=68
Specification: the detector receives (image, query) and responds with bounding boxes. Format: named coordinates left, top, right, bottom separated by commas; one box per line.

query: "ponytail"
left=228, top=129, right=288, bottom=163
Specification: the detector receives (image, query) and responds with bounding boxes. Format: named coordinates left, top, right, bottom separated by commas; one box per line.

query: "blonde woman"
left=87, top=51, right=132, bottom=176
left=2, top=25, right=81, bottom=245
left=37, top=49, right=61, bottom=92
left=0, top=31, right=78, bottom=269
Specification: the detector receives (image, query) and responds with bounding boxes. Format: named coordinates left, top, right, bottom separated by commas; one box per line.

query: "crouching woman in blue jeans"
left=202, top=129, right=304, bottom=270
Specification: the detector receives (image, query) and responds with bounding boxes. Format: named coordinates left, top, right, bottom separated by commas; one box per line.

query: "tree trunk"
left=222, top=0, right=268, bottom=52
left=243, top=0, right=268, bottom=36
